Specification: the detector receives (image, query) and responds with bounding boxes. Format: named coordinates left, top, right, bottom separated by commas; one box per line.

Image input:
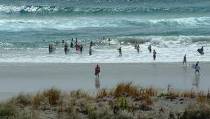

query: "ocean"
left=0, top=0, right=210, bottom=63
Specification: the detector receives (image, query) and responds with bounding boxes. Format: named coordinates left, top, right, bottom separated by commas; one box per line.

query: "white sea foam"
left=0, top=16, right=209, bottom=31
left=0, top=36, right=209, bottom=63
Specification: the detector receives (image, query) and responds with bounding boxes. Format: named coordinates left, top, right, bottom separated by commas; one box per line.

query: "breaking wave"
left=0, top=5, right=210, bottom=16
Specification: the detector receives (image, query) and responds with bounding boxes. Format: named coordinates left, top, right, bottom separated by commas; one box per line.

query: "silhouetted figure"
left=80, top=44, right=83, bottom=54
left=70, top=38, right=74, bottom=48
left=197, top=46, right=204, bottom=55
left=183, top=54, right=187, bottom=65
left=89, top=47, right=92, bottom=55
left=49, top=43, right=55, bottom=54
left=75, top=38, right=78, bottom=46
left=194, top=61, right=200, bottom=74
left=90, top=41, right=93, bottom=47
left=136, top=44, right=140, bottom=53
left=153, top=50, right=156, bottom=60
left=95, top=64, right=101, bottom=79
left=108, top=38, right=111, bottom=46
left=148, top=44, right=152, bottom=53
left=62, top=40, right=65, bottom=44
left=118, top=47, right=122, bottom=56
left=64, top=42, right=69, bottom=55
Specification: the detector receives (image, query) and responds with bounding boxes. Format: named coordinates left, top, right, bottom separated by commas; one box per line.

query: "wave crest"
left=0, top=5, right=210, bottom=15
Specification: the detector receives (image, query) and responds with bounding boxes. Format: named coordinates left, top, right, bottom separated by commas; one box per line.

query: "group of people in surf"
left=118, top=43, right=156, bottom=60
left=49, top=38, right=93, bottom=55
left=49, top=38, right=205, bottom=67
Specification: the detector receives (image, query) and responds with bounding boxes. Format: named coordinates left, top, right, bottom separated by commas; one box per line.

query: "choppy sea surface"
left=0, top=0, right=210, bottom=63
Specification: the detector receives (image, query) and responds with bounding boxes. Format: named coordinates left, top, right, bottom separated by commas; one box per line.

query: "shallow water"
left=0, top=0, right=210, bottom=62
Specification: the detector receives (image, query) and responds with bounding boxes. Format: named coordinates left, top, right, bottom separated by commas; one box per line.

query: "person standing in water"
left=148, top=44, right=152, bottom=53
left=80, top=44, right=83, bottom=54
left=70, top=38, right=74, bottom=48
left=118, top=47, right=122, bottom=56
left=108, top=38, right=111, bottom=46
left=90, top=41, right=93, bottom=47
left=136, top=44, right=140, bottom=53
left=153, top=50, right=156, bottom=60
left=89, top=47, right=92, bottom=55
left=183, top=54, right=187, bottom=65
left=64, top=42, right=69, bottom=55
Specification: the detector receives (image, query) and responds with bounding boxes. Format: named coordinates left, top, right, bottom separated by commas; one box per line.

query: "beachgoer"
left=195, top=61, right=200, bottom=74
left=136, top=44, right=140, bottom=53
left=183, top=54, right=187, bottom=65
left=80, top=44, right=83, bottom=54
left=108, top=38, right=111, bottom=46
left=90, top=41, right=93, bottom=47
left=95, top=64, right=100, bottom=79
left=70, top=38, right=74, bottom=48
left=49, top=43, right=55, bottom=54
left=89, top=47, right=92, bottom=55
left=118, top=47, right=122, bottom=56
left=75, top=38, right=78, bottom=46
left=153, top=50, right=156, bottom=60
left=64, top=42, right=69, bottom=54
left=49, top=43, right=53, bottom=54
left=148, top=44, right=152, bottom=53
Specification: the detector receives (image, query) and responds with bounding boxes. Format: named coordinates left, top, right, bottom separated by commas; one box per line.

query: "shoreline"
left=0, top=62, right=210, bottom=101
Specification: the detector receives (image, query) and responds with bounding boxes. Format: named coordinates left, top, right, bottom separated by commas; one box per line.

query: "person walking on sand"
left=183, top=54, right=187, bottom=65
left=194, top=61, right=200, bottom=74
left=148, top=44, right=152, bottom=53
left=95, top=64, right=101, bottom=79
left=153, top=50, right=156, bottom=60
left=118, top=47, right=122, bottom=56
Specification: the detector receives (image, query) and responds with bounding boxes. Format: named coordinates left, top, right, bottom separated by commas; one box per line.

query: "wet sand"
left=0, top=62, right=209, bottom=100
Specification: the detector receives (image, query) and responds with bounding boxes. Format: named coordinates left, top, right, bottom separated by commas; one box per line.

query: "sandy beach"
left=0, top=62, right=209, bottom=101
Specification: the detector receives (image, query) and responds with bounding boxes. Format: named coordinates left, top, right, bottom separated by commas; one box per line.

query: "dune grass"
left=1, top=82, right=210, bottom=119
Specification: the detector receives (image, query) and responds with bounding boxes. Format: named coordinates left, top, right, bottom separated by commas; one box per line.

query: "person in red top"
left=95, top=64, right=100, bottom=79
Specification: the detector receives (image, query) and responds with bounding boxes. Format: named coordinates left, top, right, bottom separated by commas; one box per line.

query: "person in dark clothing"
left=75, top=38, right=78, bottom=46
left=108, top=38, right=111, bottom=46
left=148, top=44, right=152, bottom=53
left=95, top=64, right=101, bottom=79
left=195, top=61, right=200, bottom=74
left=64, top=42, right=69, bottom=55
left=136, top=44, right=140, bottom=53
left=89, top=47, right=92, bottom=55
left=118, top=47, right=122, bottom=56
left=80, top=44, right=83, bottom=54
left=49, top=43, right=55, bottom=54
left=49, top=44, right=53, bottom=54
left=90, top=41, right=93, bottom=47
left=153, top=50, right=156, bottom=60
left=70, top=38, right=74, bottom=48
left=183, top=54, right=187, bottom=65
